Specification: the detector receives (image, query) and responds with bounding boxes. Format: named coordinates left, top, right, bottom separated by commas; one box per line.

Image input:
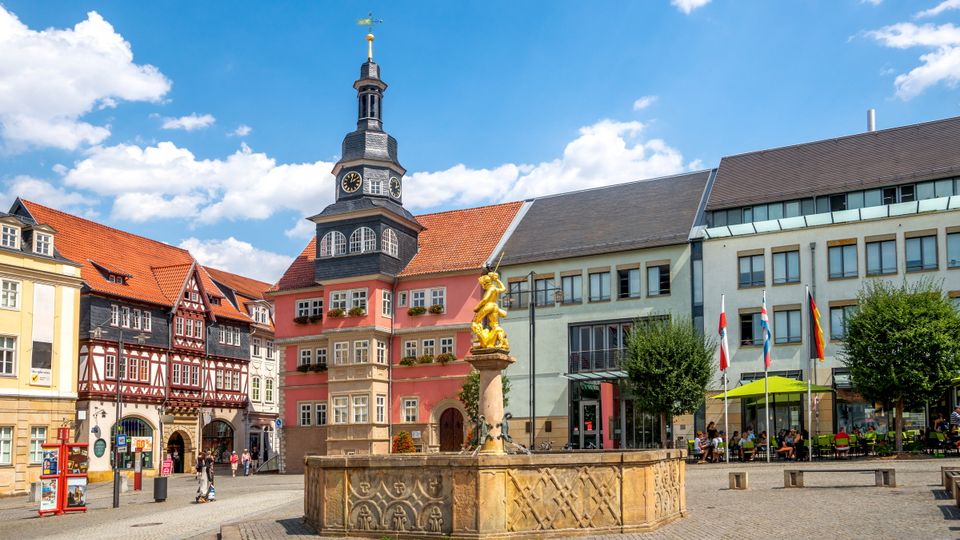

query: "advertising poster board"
left=65, top=477, right=87, bottom=508
left=66, top=445, right=89, bottom=474
left=161, top=458, right=173, bottom=476
left=42, top=447, right=58, bottom=476
left=39, top=478, right=58, bottom=512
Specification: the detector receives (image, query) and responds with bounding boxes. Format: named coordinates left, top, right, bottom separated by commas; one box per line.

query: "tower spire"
left=356, top=12, right=383, bottom=61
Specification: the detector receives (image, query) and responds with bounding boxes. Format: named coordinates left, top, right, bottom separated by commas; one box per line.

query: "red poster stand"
left=38, top=427, right=88, bottom=517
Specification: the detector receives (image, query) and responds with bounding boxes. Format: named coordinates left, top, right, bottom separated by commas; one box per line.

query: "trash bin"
left=153, top=476, right=168, bottom=502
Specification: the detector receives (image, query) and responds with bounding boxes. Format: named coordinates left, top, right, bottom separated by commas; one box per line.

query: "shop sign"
left=411, top=431, right=421, bottom=439
left=130, top=436, right=152, bottom=452
left=160, top=458, right=173, bottom=476
left=93, top=438, right=106, bottom=458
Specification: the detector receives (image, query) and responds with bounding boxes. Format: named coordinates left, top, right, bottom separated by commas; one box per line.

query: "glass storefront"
left=109, top=417, right=154, bottom=470
left=569, top=380, right=665, bottom=449
left=202, top=420, right=234, bottom=462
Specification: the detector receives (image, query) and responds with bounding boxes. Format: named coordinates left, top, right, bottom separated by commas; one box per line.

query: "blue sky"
left=1, top=0, right=959, bottom=281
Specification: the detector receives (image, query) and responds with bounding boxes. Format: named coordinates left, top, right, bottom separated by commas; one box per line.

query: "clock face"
left=389, top=176, right=402, bottom=198
left=341, top=171, right=362, bottom=193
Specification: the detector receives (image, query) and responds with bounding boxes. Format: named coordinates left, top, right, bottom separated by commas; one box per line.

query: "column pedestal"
left=465, top=348, right=515, bottom=455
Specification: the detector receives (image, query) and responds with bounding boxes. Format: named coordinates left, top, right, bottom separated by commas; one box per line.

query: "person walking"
left=205, top=451, right=216, bottom=500
left=229, top=450, right=239, bottom=477
left=251, top=446, right=259, bottom=474
left=195, top=451, right=203, bottom=481
left=242, top=448, right=251, bottom=476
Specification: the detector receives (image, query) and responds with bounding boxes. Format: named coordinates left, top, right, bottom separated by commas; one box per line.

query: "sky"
left=1, top=0, right=959, bottom=282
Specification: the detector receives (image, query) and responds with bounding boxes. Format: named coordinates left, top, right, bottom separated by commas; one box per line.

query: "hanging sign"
left=93, top=438, right=106, bottom=458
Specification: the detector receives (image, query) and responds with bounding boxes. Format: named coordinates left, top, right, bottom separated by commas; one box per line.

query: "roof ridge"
left=720, top=115, right=960, bottom=161
left=522, top=169, right=712, bottom=202
left=204, top=265, right=273, bottom=291
left=414, top=200, right=523, bottom=219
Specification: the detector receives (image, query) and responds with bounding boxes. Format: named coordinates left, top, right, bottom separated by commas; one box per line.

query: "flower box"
left=308, top=314, right=323, bottom=323
left=327, top=308, right=346, bottom=318
left=436, top=352, right=456, bottom=365
left=309, top=363, right=328, bottom=372
left=407, top=306, right=427, bottom=316
left=399, top=356, right=418, bottom=366
left=428, top=304, right=445, bottom=314
left=293, top=315, right=309, bottom=324
left=296, top=364, right=310, bottom=372
left=417, top=354, right=434, bottom=364
left=348, top=307, right=367, bottom=317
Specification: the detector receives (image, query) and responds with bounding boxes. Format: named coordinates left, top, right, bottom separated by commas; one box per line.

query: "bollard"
left=728, top=471, right=748, bottom=490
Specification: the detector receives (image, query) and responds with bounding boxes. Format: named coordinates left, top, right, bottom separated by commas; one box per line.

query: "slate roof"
left=0, top=211, right=77, bottom=265
left=205, top=266, right=275, bottom=331
left=309, top=196, right=420, bottom=226
left=708, top=115, right=960, bottom=211
left=271, top=239, right=317, bottom=292
left=497, top=171, right=712, bottom=266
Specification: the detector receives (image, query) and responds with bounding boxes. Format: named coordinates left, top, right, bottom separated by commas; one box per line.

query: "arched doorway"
left=202, top=420, right=234, bottom=463
left=167, top=432, right=185, bottom=473
left=439, top=408, right=464, bottom=451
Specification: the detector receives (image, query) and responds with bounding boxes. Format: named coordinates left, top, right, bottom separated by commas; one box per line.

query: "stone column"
left=466, top=348, right=515, bottom=454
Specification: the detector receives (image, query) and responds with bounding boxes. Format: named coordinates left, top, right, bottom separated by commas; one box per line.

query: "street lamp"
left=503, top=272, right=563, bottom=451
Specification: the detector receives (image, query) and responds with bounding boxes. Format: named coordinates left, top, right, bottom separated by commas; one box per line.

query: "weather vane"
left=357, top=12, right=383, bottom=61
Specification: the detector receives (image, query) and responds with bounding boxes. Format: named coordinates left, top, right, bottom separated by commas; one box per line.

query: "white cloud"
left=916, top=0, right=960, bottom=18
left=671, top=0, right=711, bottom=14
left=0, top=7, right=170, bottom=151
left=867, top=22, right=960, bottom=99
left=161, top=113, right=216, bottom=131
left=229, top=125, right=252, bottom=137
left=0, top=175, right=98, bottom=215
left=179, top=237, right=292, bottom=284
left=861, top=0, right=882, bottom=6
left=632, top=95, right=658, bottom=110
left=285, top=218, right=316, bottom=239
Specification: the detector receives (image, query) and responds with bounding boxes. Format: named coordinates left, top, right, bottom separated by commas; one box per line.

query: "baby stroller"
left=196, top=482, right=215, bottom=503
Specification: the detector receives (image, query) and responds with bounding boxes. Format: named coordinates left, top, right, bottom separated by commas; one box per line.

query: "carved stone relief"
left=506, top=466, right=622, bottom=532
left=346, top=469, right=450, bottom=534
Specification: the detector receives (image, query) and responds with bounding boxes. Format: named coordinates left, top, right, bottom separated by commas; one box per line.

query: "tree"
left=840, top=279, right=960, bottom=453
left=457, top=369, right=510, bottom=422
left=623, top=316, right=716, bottom=448
left=392, top=431, right=416, bottom=453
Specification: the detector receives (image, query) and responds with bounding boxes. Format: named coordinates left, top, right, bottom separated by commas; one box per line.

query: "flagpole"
left=806, top=285, right=813, bottom=462
left=763, top=290, right=771, bottom=463
left=719, top=294, right=730, bottom=464
left=723, top=370, right=729, bottom=464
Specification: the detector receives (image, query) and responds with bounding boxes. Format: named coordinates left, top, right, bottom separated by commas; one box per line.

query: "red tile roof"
left=205, top=266, right=272, bottom=300
left=19, top=200, right=251, bottom=322
left=272, top=201, right=524, bottom=290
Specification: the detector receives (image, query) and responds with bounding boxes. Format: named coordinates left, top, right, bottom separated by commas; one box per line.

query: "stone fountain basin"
left=304, top=449, right=686, bottom=539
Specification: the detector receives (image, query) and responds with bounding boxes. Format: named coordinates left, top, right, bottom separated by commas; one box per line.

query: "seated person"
left=795, top=430, right=808, bottom=460
left=776, top=430, right=796, bottom=460
left=728, top=431, right=741, bottom=457
left=835, top=426, right=851, bottom=457
left=692, top=432, right=706, bottom=463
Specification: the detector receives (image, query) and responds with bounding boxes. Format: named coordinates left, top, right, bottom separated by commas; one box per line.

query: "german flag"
left=808, top=290, right=825, bottom=361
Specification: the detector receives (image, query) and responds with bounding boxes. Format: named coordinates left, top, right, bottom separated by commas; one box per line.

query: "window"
left=376, top=394, right=386, bottom=423
left=398, top=291, right=408, bottom=307
left=830, top=305, right=857, bottom=340
left=232, top=371, right=240, bottom=391
left=252, top=377, right=261, bottom=401
left=252, top=338, right=262, bottom=357
left=333, top=342, right=349, bottom=365
left=772, top=251, right=800, bottom=285
left=251, top=305, right=270, bottom=324
left=299, top=348, right=312, bottom=366
left=422, top=339, right=435, bottom=357
left=828, top=244, right=858, bottom=279
left=299, top=403, right=312, bottom=426
left=949, top=232, right=960, bottom=268
left=507, top=281, right=528, bottom=309
left=176, top=317, right=185, bottom=336
left=588, top=272, right=611, bottom=302
left=197, top=320, right=204, bottom=340
left=738, top=255, right=765, bottom=287
left=0, top=426, right=11, bottom=465
left=139, top=357, right=148, bottom=381
left=905, top=235, right=938, bottom=272
left=382, top=290, right=393, bottom=317
left=317, top=402, right=327, bottom=425
left=431, top=288, right=445, bottom=308
left=618, top=269, right=641, bottom=299
left=647, top=265, right=670, bottom=296
left=265, top=379, right=274, bottom=403
left=34, top=233, right=53, bottom=256
left=774, top=310, right=801, bottom=344
left=170, top=361, right=179, bottom=384
left=354, top=340, right=369, bottom=363
left=215, top=369, right=223, bottom=389
left=528, top=277, right=552, bottom=306
left=0, top=335, right=12, bottom=375
left=866, top=239, right=897, bottom=275
left=319, top=231, right=347, bottom=257
left=368, top=177, right=384, bottom=195
left=440, top=337, right=454, bottom=355
left=404, top=340, right=417, bottom=359
left=331, top=291, right=348, bottom=311
left=296, top=300, right=310, bottom=318
left=132, top=309, right=141, bottom=330
left=333, top=396, right=349, bottom=424
left=121, top=307, right=130, bottom=328
left=382, top=228, right=399, bottom=257
left=411, top=290, right=426, bottom=308
left=316, top=348, right=327, bottom=366
left=186, top=319, right=194, bottom=338
left=560, top=274, right=582, bottom=304
left=376, top=340, right=386, bottom=364
left=740, top=313, right=764, bottom=346
left=191, top=365, right=199, bottom=386
left=127, top=356, right=137, bottom=381
left=353, top=395, right=369, bottom=423
left=29, top=427, right=46, bottom=463
left=349, top=227, right=376, bottom=253
left=266, top=340, right=275, bottom=360
left=1, top=225, right=19, bottom=249
left=351, top=290, right=367, bottom=310
left=104, top=353, right=116, bottom=380
left=403, top=398, right=418, bottom=423
left=110, top=304, right=119, bottom=326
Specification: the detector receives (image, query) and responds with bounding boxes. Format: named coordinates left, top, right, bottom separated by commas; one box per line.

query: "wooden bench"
left=783, top=468, right=896, bottom=488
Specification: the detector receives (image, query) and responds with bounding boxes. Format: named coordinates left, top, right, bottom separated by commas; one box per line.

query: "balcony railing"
left=568, top=348, right=626, bottom=373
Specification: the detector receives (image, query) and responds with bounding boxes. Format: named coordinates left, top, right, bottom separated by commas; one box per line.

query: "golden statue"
left=471, top=271, right=509, bottom=351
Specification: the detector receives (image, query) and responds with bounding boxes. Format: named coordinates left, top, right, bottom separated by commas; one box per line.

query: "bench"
left=783, top=468, right=896, bottom=488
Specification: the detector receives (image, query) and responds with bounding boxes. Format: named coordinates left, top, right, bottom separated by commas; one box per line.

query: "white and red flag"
left=718, top=294, right=730, bottom=371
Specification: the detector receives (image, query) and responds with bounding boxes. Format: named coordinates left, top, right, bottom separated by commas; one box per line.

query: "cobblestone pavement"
left=232, top=459, right=960, bottom=540
left=0, top=469, right=304, bottom=540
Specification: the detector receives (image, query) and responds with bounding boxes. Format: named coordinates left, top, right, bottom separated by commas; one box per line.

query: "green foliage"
left=347, top=306, right=366, bottom=317
left=428, top=304, right=445, bottom=314
left=458, top=369, right=510, bottom=421
left=327, top=308, right=345, bottom=318
left=841, top=279, right=960, bottom=410
left=436, top=352, right=456, bottom=365
left=399, top=356, right=418, bottom=366
left=623, top=316, right=716, bottom=418
left=392, top=431, right=416, bottom=453
left=407, top=306, right=427, bottom=316
left=417, top=354, right=434, bottom=364
left=293, top=315, right=309, bottom=324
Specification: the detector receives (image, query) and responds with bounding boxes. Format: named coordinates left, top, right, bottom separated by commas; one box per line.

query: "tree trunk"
left=660, top=413, right=668, bottom=449
left=895, top=399, right=904, bottom=454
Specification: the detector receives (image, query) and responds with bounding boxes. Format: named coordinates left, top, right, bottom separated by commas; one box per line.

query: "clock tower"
left=309, top=31, right=422, bottom=282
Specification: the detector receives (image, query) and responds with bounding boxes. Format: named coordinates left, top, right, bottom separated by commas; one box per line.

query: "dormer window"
left=33, top=233, right=53, bottom=256
left=250, top=305, right=270, bottom=324
left=207, top=294, right=221, bottom=305
left=107, top=274, right=127, bottom=285
left=0, top=225, right=19, bottom=249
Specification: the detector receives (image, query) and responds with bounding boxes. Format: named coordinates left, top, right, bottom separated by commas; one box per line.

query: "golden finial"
left=357, top=12, right=383, bottom=61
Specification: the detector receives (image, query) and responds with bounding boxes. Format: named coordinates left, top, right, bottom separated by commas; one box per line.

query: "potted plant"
left=407, top=306, right=427, bottom=316
left=428, top=304, right=445, bottom=314
left=348, top=306, right=366, bottom=317
left=309, top=363, right=328, bottom=372
left=436, top=352, right=456, bottom=365
left=296, top=364, right=310, bottom=372
left=417, top=354, right=434, bottom=364
left=293, top=315, right=309, bottom=324
left=308, top=314, right=323, bottom=323
left=400, top=356, right=418, bottom=366
left=392, top=431, right=417, bottom=453
left=327, top=308, right=346, bottom=318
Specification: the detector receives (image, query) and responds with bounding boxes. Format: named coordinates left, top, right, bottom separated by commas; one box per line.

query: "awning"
left=564, top=370, right=627, bottom=381
left=712, top=375, right=832, bottom=399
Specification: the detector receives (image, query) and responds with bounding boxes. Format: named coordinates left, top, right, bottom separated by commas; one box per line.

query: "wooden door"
left=439, top=408, right=464, bottom=451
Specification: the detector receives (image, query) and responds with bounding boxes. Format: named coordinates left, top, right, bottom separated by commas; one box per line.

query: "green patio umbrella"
left=711, top=375, right=832, bottom=399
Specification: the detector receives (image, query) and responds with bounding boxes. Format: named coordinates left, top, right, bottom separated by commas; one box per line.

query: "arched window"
left=381, top=228, right=399, bottom=257
left=319, top=231, right=346, bottom=257
left=349, top=227, right=376, bottom=253
left=110, top=416, right=154, bottom=470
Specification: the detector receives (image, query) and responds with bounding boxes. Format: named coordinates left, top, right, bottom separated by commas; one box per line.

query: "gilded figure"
left=471, top=271, right=509, bottom=350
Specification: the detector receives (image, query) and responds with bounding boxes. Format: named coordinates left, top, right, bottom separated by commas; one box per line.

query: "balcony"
left=567, top=348, right=628, bottom=381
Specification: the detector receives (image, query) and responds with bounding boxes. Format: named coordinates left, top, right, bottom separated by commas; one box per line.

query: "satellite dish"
left=91, top=425, right=101, bottom=437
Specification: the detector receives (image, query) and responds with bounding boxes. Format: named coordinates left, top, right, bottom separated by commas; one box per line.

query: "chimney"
left=867, top=109, right=876, bottom=132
